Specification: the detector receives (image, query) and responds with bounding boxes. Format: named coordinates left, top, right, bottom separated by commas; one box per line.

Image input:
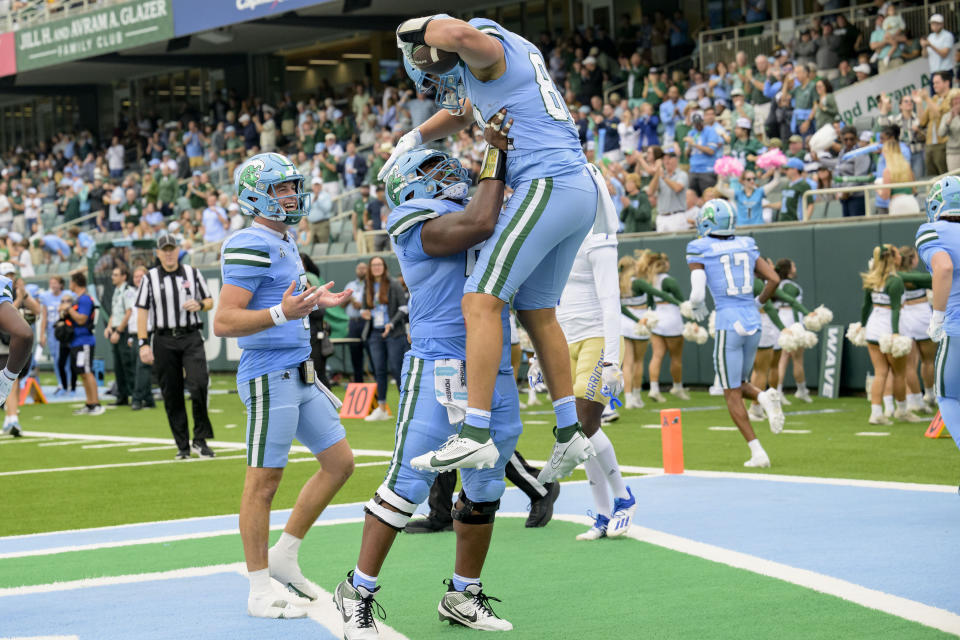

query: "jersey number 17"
left=719, top=252, right=752, bottom=296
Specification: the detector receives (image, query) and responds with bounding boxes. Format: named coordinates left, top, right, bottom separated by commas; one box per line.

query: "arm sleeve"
left=860, top=288, right=873, bottom=326
left=689, top=269, right=707, bottom=306
left=778, top=283, right=810, bottom=315
left=764, top=301, right=785, bottom=330
left=886, top=276, right=904, bottom=334
left=632, top=278, right=655, bottom=297
left=657, top=276, right=684, bottom=305
left=898, top=271, right=933, bottom=288
left=588, top=245, right=621, bottom=364
left=621, top=305, right=639, bottom=322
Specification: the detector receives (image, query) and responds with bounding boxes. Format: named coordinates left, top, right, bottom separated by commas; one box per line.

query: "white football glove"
left=928, top=310, right=945, bottom=343
left=527, top=357, right=545, bottom=392
left=600, top=362, right=624, bottom=398
left=689, top=302, right=709, bottom=322
left=377, top=129, right=423, bottom=181
left=0, top=370, right=15, bottom=408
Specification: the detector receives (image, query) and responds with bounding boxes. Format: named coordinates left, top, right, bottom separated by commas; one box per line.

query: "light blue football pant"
left=464, top=167, right=596, bottom=310
left=713, top=329, right=761, bottom=390
left=238, top=367, right=346, bottom=468
left=381, top=354, right=523, bottom=505
left=934, top=335, right=960, bottom=452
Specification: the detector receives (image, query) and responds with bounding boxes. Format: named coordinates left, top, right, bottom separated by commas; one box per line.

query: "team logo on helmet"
left=238, top=159, right=265, bottom=193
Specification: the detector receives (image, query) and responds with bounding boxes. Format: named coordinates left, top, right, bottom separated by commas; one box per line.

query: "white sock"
left=776, top=383, right=783, bottom=394
left=871, top=404, right=883, bottom=418
left=796, top=384, right=807, bottom=394
left=589, top=429, right=629, bottom=500
left=924, top=386, right=936, bottom=398
left=249, top=568, right=272, bottom=594
left=650, top=381, right=660, bottom=395
left=907, top=393, right=922, bottom=407
left=583, top=456, right=612, bottom=518
left=883, top=396, right=894, bottom=413
left=671, top=382, right=683, bottom=391
left=632, top=389, right=643, bottom=403
left=274, top=531, right=302, bottom=558
left=895, top=400, right=906, bottom=413
left=748, top=439, right=765, bottom=456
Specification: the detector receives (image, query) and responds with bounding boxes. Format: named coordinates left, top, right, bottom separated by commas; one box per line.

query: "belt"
left=660, top=210, right=685, bottom=216
left=904, top=297, right=928, bottom=306
left=155, top=327, right=199, bottom=337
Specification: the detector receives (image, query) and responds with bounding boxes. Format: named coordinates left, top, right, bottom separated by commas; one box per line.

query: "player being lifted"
left=335, top=115, right=517, bottom=638
left=916, top=176, right=960, bottom=490
left=381, top=15, right=602, bottom=481
left=686, top=200, right=786, bottom=468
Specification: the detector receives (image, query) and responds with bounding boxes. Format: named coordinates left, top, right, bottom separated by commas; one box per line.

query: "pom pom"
left=846, top=322, right=867, bottom=347
left=890, top=334, right=912, bottom=358
left=808, top=123, right=838, bottom=155
left=878, top=334, right=894, bottom=354
left=803, top=305, right=833, bottom=332
left=756, top=148, right=787, bottom=170
left=680, top=300, right=695, bottom=320
left=780, top=322, right=817, bottom=350
left=517, top=327, right=534, bottom=353
left=642, top=310, right=660, bottom=331
left=713, top=156, right=745, bottom=178
left=683, top=321, right=709, bottom=345
left=634, top=321, right=651, bottom=338
left=708, top=311, right=716, bottom=339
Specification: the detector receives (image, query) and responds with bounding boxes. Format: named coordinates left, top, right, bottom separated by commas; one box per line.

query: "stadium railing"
left=800, top=167, right=960, bottom=220
left=697, top=0, right=958, bottom=70
left=0, top=0, right=119, bottom=32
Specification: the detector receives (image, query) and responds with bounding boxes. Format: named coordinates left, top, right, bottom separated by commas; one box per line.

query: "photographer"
left=60, top=272, right=103, bottom=416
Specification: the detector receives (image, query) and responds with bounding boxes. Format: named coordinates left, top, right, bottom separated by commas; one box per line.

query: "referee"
left=136, top=233, right=215, bottom=460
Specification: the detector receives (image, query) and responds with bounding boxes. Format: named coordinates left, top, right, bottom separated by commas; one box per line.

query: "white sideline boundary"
left=545, top=513, right=960, bottom=636
left=0, top=560, right=410, bottom=639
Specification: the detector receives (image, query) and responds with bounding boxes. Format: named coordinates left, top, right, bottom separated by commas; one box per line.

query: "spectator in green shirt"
left=619, top=173, right=653, bottom=232
left=812, top=78, right=840, bottom=131
left=832, top=60, right=857, bottom=90
left=366, top=143, right=391, bottom=187
left=59, top=185, right=82, bottom=224
left=185, top=171, right=213, bottom=210
left=772, top=158, right=809, bottom=222
left=156, top=162, right=179, bottom=217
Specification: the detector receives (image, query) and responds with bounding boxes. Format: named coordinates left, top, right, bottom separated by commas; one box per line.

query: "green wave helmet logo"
left=930, top=182, right=943, bottom=205
left=702, top=205, right=718, bottom=224
left=238, top=159, right=265, bottom=195
left=386, top=166, right=405, bottom=204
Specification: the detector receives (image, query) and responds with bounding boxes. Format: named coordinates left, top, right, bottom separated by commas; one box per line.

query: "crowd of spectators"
left=0, top=4, right=957, bottom=280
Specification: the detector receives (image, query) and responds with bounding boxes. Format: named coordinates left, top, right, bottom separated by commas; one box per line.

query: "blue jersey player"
left=686, top=199, right=785, bottom=468
left=213, top=152, right=355, bottom=619
left=335, top=132, right=517, bottom=639
left=381, top=15, right=603, bottom=481
left=916, top=176, right=960, bottom=487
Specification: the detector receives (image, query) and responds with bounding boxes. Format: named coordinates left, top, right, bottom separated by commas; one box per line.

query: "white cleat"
left=600, top=406, right=619, bottom=424
left=576, top=513, right=610, bottom=540
left=757, top=389, right=785, bottom=434
left=747, top=403, right=766, bottom=422
left=334, top=574, right=382, bottom=639
left=883, top=406, right=894, bottom=418
left=268, top=547, right=321, bottom=601
left=869, top=414, right=893, bottom=425
left=248, top=586, right=308, bottom=619
left=794, top=387, right=813, bottom=404
left=743, top=452, right=771, bottom=468
left=648, top=391, right=666, bottom=403
left=670, top=387, right=691, bottom=400
left=438, top=582, right=513, bottom=631
left=623, top=394, right=642, bottom=409
left=537, top=427, right=595, bottom=483
left=923, top=391, right=937, bottom=406
left=708, top=384, right=724, bottom=396
left=410, top=433, right=499, bottom=472
left=364, top=406, right=391, bottom=422
left=894, top=408, right=927, bottom=423
left=606, top=487, right=637, bottom=538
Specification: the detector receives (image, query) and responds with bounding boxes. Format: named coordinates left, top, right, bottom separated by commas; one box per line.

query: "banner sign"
left=15, top=0, right=172, bottom=72
left=835, top=58, right=932, bottom=125
left=172, top=0, right=335, bottom=37
left=0, top=32, right=16, bottom=77
left=818, top=324, right=844, bottom=399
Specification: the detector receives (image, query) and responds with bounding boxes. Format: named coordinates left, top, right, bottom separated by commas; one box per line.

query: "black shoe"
left=131, top=402, right=142, bottom=411
left=144, top=402, right=157, bottom=409
left=175, top=449, right=191, bottom=460
left=403, top=516, right=453, bottom=534
left=111, top=400, right=129, bottom=406
left=191, top=441, right=215, bottom=458
left=9, top=424, right=21, bottom=438
left=525, top=481, right=560, bottom=528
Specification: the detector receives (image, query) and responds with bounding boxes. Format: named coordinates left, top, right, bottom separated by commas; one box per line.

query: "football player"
left=214, top=152, right=355, bottom=618
left=335, top=115, right=515, bottom=638
left=916, top=176, right=960, bottom=483
left=383, top=15, right=603, bottom=482
left=0, top=275, right=33, bottom=434
left=685, top=199, right=785, bottom=468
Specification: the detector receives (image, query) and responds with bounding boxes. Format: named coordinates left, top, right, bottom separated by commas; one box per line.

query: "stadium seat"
left=328, top=242, right=347, bottom=255
left=192, top=251, right=207, bottom=266
left=35, top=263, right=48, bottom=275
left=808, top=201, right=828, bottom=220
left=311, top=243, right=329, bottom=257
left=344, top=241, right=357, bottom=254
left=330, top=218, right=347, bottom=242
left=825, top=201, right=843, bottom=219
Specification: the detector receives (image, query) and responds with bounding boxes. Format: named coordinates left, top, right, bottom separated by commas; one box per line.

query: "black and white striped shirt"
left=135, top=263, right=211, bottom=331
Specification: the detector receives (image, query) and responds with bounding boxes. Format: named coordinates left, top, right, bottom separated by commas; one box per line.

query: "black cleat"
left=192, top=441, right=215, bottom=458
left=175, top=449, right=191, bottom=460
left=525, top=481, right=560, bottom=528
left=403, top=516, right=453, bottom=534
left=131, top=402, right=142, bottom=411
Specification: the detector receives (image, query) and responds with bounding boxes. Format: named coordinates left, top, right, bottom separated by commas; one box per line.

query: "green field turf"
left=1, top=520, right=950, bottom=640
left=1, top=373, right=956, bottom=536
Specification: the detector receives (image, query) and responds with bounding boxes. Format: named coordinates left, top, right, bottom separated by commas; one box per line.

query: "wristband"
left=478, top=146, right=507, bottom=182
left=138, top=339, right=149, bottom=348
left=1, top=367, right=17, bottom=381
left=270, top=303, right=288, bottom=326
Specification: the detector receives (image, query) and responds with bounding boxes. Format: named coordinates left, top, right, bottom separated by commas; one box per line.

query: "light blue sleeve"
left=686, top=238, right=706, bottom=265
left=916, top=223, right=944, bottom=270
left=841, top=143, right=881, bottom=161
left=386, top=202, right=442, bottom=251
left=763, top=79, right=782, bottom=100
left=0, top=276, right=12, bottom=306
left=221, top=231, right=272, bottom=293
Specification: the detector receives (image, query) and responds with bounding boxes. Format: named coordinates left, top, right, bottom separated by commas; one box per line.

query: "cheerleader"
left=636, top=252, right=689, bottom=402
left=773, top=259, right=814, bottom=403
left=860, top=245, right=926, bottom=424
left=896, top=246, right=938, bottom=413
left=619, top=254, right=649, bottom=409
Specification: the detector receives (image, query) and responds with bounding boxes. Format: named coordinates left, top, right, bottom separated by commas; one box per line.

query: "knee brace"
left=364, top=485, right=419, bottom=531
left=450, top=489, right=500, bottom=525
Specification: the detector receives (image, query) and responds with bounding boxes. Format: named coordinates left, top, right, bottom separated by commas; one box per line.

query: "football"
left=411, top=45, right=460, bottom=74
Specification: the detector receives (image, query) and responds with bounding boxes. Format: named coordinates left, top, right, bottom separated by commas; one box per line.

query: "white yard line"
left=544, top=514, right=960, bottom=636
left=0, top=437, right=51, bottom=445
left=0, top=455, right=248, bottom=477
left=37, top=440, right=95, bottom=447
left=81, top=443, right=136, bottom=450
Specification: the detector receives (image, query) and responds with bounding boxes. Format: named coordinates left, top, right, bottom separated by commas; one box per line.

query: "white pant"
left=656, top=211, right=689, bottom=233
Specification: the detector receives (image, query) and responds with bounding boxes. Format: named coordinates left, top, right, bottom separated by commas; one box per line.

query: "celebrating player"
left=686, top=199, right=785, bottom=468
left=0, top=275, right=33, bottom=435
left=385, top=15, right=601, bottom=481
left=335, top=124, right=516, bottom=638
left=915, top=176, right=960, bottom=477
left=213, top=152, right=355, bottom=619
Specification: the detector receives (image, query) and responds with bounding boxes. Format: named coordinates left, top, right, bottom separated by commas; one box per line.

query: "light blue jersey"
left=388, top=197, right=510, bottom=370
left=38, top=289, right=63, bottom=329
left=220, top=222, right=310, bottom=383
left=0, top=276, right=12, bottom=305
left=686, top=235, right=761, bottom=332
left=917, top=221, right=960, bottom=337
left=464, top=19, right=586, bottom=189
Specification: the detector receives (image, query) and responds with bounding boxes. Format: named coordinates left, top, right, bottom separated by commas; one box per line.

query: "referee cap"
left=156, top=233, right=179, bottom=249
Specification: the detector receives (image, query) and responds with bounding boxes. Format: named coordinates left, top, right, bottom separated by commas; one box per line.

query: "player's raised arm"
left=398, top=16, right=504, bottom=72
left=754, top=254, right=781, bottom=304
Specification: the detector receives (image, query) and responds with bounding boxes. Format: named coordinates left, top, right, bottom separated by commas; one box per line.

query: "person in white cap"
left=853, top=63, right=872, bottom=82
left=920, top=14, right=955, bottom=81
